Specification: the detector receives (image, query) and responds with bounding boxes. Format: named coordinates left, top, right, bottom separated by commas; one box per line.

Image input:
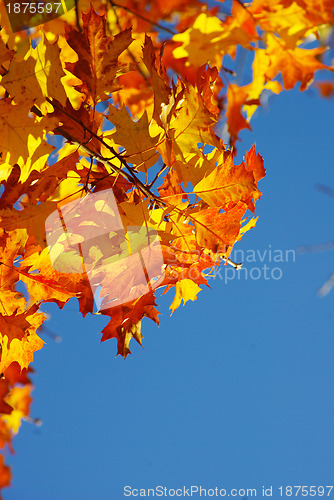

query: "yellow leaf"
left=0, top=311, right=45, bottom=374
left=170, top=279, right=201, bottom=313
left=194, top=149, right=263, bottom=211
left=2, top=34, right=67, bottom=113
left=253, top=33, right=329, bottom=92
left=0, top=99, right=57, bottom=182
left=0, top=29, right=14, bottom=66
left=142, top=35, right=171, bottom=126
left=249, top=0, right=334, bottom=47
left=168, top=82, right=221, bottom=160
left=107, top=105, right=160, bottom=171
left=0, top=201, right=58, bottom=247
left=238, top=217, right=258, bottom=239
left=173, top=7, right=257, bottom=68
left=3, top=386, right=32, bottom=434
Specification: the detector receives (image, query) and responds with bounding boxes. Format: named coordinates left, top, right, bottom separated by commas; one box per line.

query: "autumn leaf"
left=0, top=99, right=57, bottom=182
left=172, top=149, right=216, bottom=188
left=0, top=202, right=57, bottom=247
left=249, top=0, right=334, bottom=46
left=0, top=31, right=14, bottom=71
left=315, top=81, right=334, bottom=98
left=253, top=33, right=330, bottom=92
left=0, top=0, right=332, bottom=495
left=166, top=80, right=221, bottom=163
left=0, top=229, right=28, bottom=316
left=19, top=247, right=89, bottom=310
left=2, top=385, right=32, bottom=434
left=50, top=100, right=103, bottom=155
left=100, top=292, right=160, bottom=357
left=194, top=149, right=265, bottom=212
left=65, top=7, right=133, bottom=105
left=226, top=84, right=253, bottom=143
left=3, top=362, right=32, bottom=387
left=0, top=305, right=45, bottom=374
left=0, top=381, right=13, bottom=416
left=142, top=35, right=171, bottom=126
left=172, top=7, right=257, bottom=68
left=192, top=202, right=250, bottom=253
left=169, top=279, right=202, bottom=313
left=0, top=456, right=10, bottom=490
left=1, top=34, right=67, bottom=113
left=106, top=105, right=160, bottom=171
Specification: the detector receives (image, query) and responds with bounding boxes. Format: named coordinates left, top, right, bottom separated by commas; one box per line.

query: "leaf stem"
left=222, top=257, right=242, bottom=269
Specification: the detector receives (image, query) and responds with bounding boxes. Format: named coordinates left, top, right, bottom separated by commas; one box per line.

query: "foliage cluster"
left=0, top=0, right=333, bottom=495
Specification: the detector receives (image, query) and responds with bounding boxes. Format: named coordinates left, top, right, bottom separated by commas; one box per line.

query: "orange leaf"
left=226, top=84, right=253, bottom=142
left=192, top=202, right=249, bottom=253
left=65, top=6, right=133, bottom=105
left=0, top=305, right=45, bottom=373
left=0, top=456, right=10, bottom=489
left=255, top=33, right=330, bottom=92
left=100, top=292, right=160, bottom=357
left=194, top=148, right=265, bottom=212
left=142, top=35, right=171, bottom=125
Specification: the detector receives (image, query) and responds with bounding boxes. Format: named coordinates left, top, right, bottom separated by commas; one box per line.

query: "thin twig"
left=221, top=65, right=236, bottom=76
left=148, top=163, right=168, bottom=189
left=45, top=97, right=167, bottom=205
left=109, top=0, right=176, bottom=35
left=37, top=324, right=62, bottom=343
left=24, top=416, right=43, bottom=426
left=317, top=272, right=334, bottom=297
left=74, top=0, right=82, bottom=32
left=45, top=98, right=119, bottom=160
left=54, top=123, right=164, bottom=205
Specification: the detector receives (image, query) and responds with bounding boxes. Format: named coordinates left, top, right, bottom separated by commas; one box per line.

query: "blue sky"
left=4, top=85, right=334, bottom=500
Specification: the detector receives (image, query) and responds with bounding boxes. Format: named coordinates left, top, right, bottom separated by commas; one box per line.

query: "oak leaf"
left=0, top=456, right=10, bottom=490
left=169, top=279, right=202, bottom=313
left=192, top=202, right=250, bottom=253
left=0, top=382, right=13, bottom=416
left=0, top=32, right=14, bottom=72
left=65, top=7, right=133, bottom=105
left=2, top=386, right=32, bottom=434
left=142, top=35, right=171, bottom=126
left=0, top=229, right=28, bottom=316
left=0, top=201, right=58, bottom=247
left=100, top=292, right=160, bottom=357
left=166, top=81, right=221, bottom=163
left=249, top=0, right=334, bottom=46
left=194, top=148, right=265, bottom=212
left=107, top=105, right=160, bottom=171
left=254, top=33, right=329, bottom=92
left=20, top=247, right=90, bottom=311
left=0, top=1, right=333, bottom=495
left=0, top=305, right=45, bottom=374
left=0, top=99, right=57, bottom=182
left=226, top=84, right=253, bottom=143
left=1, top=34, right=67, bottom=113
left=172, top=9, right=257, bottom=68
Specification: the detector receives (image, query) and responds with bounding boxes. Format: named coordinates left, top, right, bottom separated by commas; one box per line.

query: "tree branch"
left=53, top=124, right=165, bottom=206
